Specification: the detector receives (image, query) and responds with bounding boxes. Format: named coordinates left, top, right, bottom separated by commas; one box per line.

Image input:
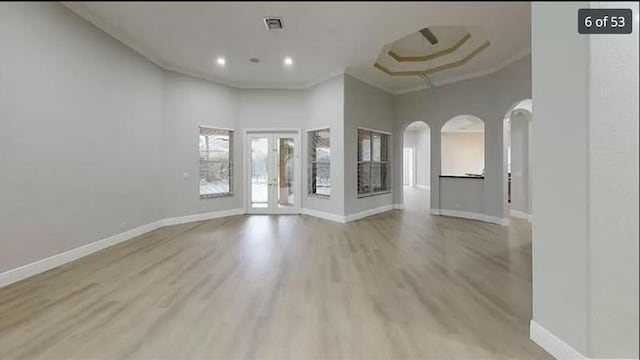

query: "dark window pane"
left=371, top=163, right=390, bottom=193
left=308, top=129, right=331, bottom=196
left=358, top=163, right=371, bottom=194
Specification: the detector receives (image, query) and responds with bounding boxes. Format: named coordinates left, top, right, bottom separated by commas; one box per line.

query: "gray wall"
left=415, top=127, right=431, bottom=187
left=392, top=56, right=532, bottom=219
left=532, top=3, right=590, bottom=354
left=304, top=75, right=345, bottom=215
left=0, top=3, right=349, bottom=276
left=587, top=1, right=638, bottom=357
left=163, top=73, right=346, bottom=218
left=532, top=2, right=639, bottom=358
left=0, top=2, right=165, bottom=273
left=509, top=111, right=531, bottom=214
left=440, top=178, right=484, bottom=214
left=162, top=72, right=241, bottom=218
left=343, top=75, right=394, bottom=214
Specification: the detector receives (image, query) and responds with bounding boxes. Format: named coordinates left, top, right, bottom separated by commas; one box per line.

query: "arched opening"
left=503, top=99, right=532, bottom=220
left=440, top=115, right=485, bottom=176
left=402, top=121, right=431, bottom=210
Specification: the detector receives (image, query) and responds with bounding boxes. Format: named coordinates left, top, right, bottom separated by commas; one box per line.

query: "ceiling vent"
left=264, top=17, right=283, bottom=30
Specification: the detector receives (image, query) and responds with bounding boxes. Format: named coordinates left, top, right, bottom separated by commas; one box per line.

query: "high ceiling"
left=62, top=2, right=531, bottom=94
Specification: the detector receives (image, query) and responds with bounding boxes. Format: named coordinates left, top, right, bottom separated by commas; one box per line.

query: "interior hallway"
left=0, top=188, right=548, bottom=359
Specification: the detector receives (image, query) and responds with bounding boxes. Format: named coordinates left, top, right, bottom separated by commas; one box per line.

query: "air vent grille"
left=264, top=17, right=283, bottom=30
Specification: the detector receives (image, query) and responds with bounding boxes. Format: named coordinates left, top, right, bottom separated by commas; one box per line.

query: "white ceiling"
left=62, top=2, right=531, bottom=94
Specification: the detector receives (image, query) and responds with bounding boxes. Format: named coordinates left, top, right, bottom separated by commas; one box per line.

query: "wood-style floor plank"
left=0, top=188, right=550, bottom=359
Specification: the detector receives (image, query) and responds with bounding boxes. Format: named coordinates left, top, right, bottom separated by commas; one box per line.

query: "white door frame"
left=243, top=128, right=302, bottom=214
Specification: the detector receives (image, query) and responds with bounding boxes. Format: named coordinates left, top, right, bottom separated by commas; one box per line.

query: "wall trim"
left=393, top=203, right=405, bottom=210
left=485, top=215, right=510, bottom=226
left=0, top=208, right=244, bottom=289
left=1, top=204, right=401, bottom=288
left=530, top=320, right=588, bottom=360
left=160, top=208, right=244, bottom=227
left=435, top=209, right=509, bottom=226
left=301, top=208, right=345, bottom=223
left=0, top=220, right=161, bottom=289
left=344, top=205, right=394, bottom=223
left=510, top=209, right=532, bottom=221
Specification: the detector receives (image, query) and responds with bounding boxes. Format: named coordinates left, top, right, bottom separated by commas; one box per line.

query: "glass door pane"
left=276, top=137, right=295, bottom=207
left=250, top=136, right=269, bottom=208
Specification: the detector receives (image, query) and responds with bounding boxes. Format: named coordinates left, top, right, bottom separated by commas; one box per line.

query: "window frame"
left=199, top=126, right=233, bottom=199
left=307, top=127, right=331, bottom=198
left=357, top=127, right=392, bottom=198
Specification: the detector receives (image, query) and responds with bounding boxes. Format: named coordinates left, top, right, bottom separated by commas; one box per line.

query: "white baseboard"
left=510, top=209, right=532, bottom=221
left=435, top=209, right=509, bottom=226
left=530, top=320, right=587, bottom=360
left=439, top=209, right=486, bottom=222
left=344, top=205, right=393, bottom=223
left=0, top=208, right=244, bottom=289
left=301, top=208, right=345, bottom=223
left=485, top=215, right=510, bottom=226
left=160, top=208, right=244, bottom=227
left=0, top=220, right=162, bottom=289
left=393, top=203, right=405, bottom=210
left=416, top=184, right=431, bottom=190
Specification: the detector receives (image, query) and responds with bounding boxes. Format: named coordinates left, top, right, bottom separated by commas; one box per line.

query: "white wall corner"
left=530, top=320, right=588, bottom=360
left=393, top=203, right=405, bottom=210
left=344, top=205, right=394, bottom=223
left=416, top=184, right=431, bottom=190
left=430, top=208, right=441, bottom=215
left=301, top=208, right=346, bottom=223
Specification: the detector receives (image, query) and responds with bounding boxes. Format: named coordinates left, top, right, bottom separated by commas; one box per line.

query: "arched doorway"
left=503, top=99, right=532, bottom=220
left=402, top=121, right=431, bottom=210
left=440, top=115, right=485, bottom=176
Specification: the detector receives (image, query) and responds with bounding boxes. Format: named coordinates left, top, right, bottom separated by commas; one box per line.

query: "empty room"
left=0, top=2, right=638, bottom=359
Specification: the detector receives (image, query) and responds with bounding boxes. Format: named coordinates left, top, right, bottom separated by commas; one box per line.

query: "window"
left=308, top=128, right=331, bottom=197
left=199, top=127, right=233, bottom=198
left=357, top=128, right=391, bottom=196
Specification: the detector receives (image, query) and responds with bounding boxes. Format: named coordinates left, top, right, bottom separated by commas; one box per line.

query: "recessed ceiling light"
left=283, top=56, right=293, bottom=66
left=216, top=57, right=226, bottom=66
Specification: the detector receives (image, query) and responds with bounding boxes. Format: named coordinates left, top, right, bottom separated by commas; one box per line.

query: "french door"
left=246, top=131, right=301, bottom=214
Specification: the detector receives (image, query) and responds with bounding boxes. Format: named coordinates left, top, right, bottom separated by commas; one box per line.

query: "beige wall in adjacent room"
left=441, top=132, right=485, bottom=176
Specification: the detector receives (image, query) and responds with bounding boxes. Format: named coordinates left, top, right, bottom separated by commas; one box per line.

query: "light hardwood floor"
left=0, top=187, right=550, bottom=359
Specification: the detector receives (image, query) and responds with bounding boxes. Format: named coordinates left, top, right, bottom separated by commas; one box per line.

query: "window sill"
left=200, top=193, right=233, bottom=199
left=357, top=191, right=392, bottom=199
